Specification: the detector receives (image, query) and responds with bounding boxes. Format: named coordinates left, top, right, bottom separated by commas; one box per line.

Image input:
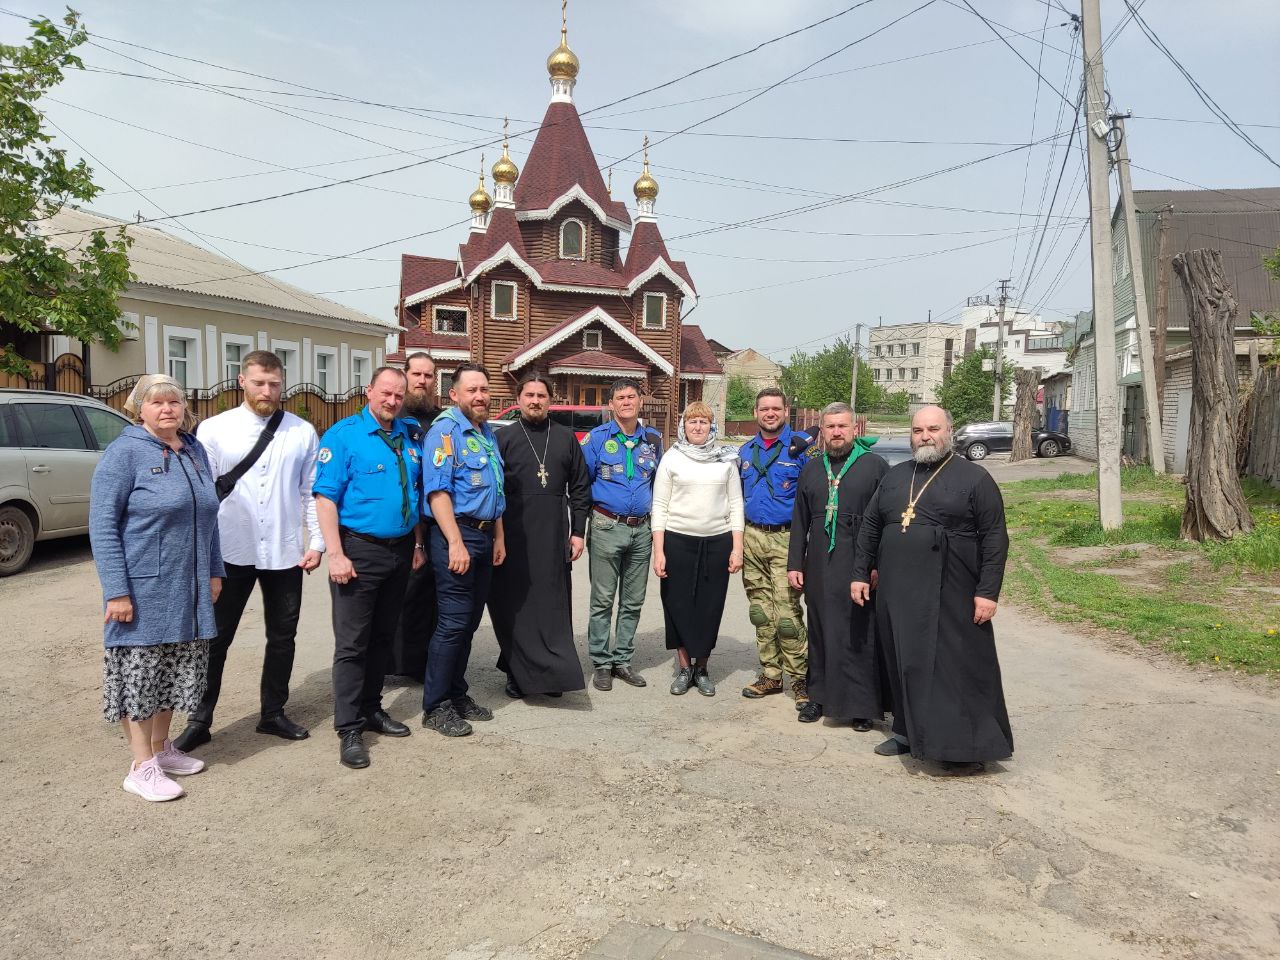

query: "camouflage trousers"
left=741, top=524, right=808, bottom=681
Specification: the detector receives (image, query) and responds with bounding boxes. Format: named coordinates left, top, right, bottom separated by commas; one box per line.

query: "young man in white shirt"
left=173, top=351, right=323, bottom=751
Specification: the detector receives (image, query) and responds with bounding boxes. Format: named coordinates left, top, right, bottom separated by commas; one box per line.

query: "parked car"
left=0, top=390, right=131, bottom=575
left=870, top=435, right=913, bottom=466
left=952, top=421, right=1072, bottom=461
left=491, top=404, right=609, bottom=442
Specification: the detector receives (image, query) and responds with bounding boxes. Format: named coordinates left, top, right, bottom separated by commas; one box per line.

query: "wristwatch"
left=413, top=543, right=426, bottom=552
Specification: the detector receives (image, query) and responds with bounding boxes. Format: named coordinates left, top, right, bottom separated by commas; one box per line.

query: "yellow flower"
left=1268, top=629, right=1278, bottom=636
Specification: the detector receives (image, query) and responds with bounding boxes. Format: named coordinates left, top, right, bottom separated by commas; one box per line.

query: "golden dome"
left=633, top=137, right=658, bottom=201
left=469, top=181, right=491, bottom=214
left=547, top=28, right=580, bottom=80
left=492, top=146, right=519, bottom=185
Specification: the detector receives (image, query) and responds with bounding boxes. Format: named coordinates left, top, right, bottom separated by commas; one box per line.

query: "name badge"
left=599, top=465, right=611, bottom=481
left=470, top=471, right=484, bottom=487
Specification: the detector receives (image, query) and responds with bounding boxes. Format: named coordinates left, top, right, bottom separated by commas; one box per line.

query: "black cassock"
left=788, top=450, right=889, bottom=720
left=854, top=455, right=1014, bottom=763
left=391, top=405, right=441, bottom=680
left=488, top=417, right=592, bottom=694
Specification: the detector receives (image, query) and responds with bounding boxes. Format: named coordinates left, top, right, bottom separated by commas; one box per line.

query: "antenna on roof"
left=134, top=211, right=144, bottom=223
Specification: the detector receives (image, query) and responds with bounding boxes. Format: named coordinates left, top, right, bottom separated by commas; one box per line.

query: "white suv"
left=0, top=390, right=131, bottom=575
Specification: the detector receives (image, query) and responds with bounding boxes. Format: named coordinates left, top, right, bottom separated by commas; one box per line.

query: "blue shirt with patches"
left=581, top=419, right=664, bottom=518
left=313, top=406, right=424, bottom=539
left=421, top=406, right=506, bottom=522
left=738, top=426, right=814, bottom=526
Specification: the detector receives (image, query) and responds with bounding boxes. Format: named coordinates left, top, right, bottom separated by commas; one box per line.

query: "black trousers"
left=389, top=556, right=437, bottom=681
left=190, top=562, right=303, bottom=727
left=331, top=533, right=414, bottom=733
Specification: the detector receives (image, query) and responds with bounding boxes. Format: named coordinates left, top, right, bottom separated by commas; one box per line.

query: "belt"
left=340, top=527, right=414, bottom=549
left=746, top=520, right=791, bottom=532
left=593, top=505, right=649, bottom=527
left=456, top=515, right=497, bottom=533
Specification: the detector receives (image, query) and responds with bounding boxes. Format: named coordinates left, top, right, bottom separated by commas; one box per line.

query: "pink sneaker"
left=155, top=739, right=205, bottom=776
left=122, top=758, right=184, bottom=802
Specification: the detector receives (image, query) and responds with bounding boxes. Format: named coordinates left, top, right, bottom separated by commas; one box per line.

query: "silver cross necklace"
left=519, top=419, right=552, bottom=488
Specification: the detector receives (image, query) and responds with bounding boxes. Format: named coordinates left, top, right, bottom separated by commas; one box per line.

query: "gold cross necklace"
left=902, top=452, right=954, bottom=532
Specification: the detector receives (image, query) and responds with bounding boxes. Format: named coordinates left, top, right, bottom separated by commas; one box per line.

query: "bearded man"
left=851, top=405, right=1013, bottom=775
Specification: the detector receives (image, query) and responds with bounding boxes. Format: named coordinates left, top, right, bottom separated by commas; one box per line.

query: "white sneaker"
left=122, top=758, right=184, bottom=802
left=154, top=739, right=205, bottom=776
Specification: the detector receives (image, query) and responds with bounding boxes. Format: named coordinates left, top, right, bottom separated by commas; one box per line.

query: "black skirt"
left=659, top=530, right=733, bottom=659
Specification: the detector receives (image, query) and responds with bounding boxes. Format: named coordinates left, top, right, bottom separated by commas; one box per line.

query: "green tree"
left=725, top=374, right=755, bottom=420
left=1, top=10, right=132, bottom=376
left=779, top=335, right=885, bottom=411
left=1253, top=245, right=1280, bottom=367
left=936, top=347, right=1013, bottom=427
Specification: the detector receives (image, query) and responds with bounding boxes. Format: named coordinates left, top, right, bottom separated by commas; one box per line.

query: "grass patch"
left=1001, top=466, right=1280, bottom=673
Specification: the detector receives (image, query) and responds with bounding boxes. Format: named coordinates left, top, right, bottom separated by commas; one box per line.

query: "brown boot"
left=791, top=676, right=809, bottom=710
left=741, top=673, right=784, bottom=699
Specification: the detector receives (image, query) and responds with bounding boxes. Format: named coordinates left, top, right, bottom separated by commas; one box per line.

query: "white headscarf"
left=673, top=417, right=739, bottom=464
left=123, top=373, right=195, bottom=432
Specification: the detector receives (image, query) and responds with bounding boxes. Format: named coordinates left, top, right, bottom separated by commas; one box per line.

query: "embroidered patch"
left=470, top=471, right=484, bottom=486
left=441, top=434, right=454, bottom=457
left=599, top=465, right=611, bottom=481
left=604, top=439, right=620, bottom=454
left=317, top=447, right=332, bottom=464
left=408, top=448, right=420, bottom=462
left=579, top=435, right=590, bottom=446
left=740, top=462, right=751, bottom=475
left=639, top=443, right=654, bottom=456
left=432, top=448, right=447, bottom=467
left=781, top=479, right=793, bottom=490
left=466, top=436, right=482, bottom=453
left=478, top=456, right=487, bottom=466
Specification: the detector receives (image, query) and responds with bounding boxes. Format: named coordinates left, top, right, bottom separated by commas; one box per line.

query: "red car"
left=490, top=404, right=608, bottom=442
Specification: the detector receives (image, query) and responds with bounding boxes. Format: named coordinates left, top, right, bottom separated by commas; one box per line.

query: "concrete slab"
left=585, top=922, right=821, bottom=960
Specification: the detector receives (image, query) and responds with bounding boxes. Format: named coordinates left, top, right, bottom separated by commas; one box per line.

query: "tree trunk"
left=1009, top=367, right=1039, bottom=462
left=1172, top=249, right=1255, bottom=541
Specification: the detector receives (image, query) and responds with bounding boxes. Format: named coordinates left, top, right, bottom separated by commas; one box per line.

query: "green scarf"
left=374, top=428, right=413, bottom=527
left=822, top=436, right=878, bottom=553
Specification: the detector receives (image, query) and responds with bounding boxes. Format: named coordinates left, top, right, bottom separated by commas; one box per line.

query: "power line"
left=1007, top=1, right=1055, bottom=277
left=953, top=0, right=1074, bottom=108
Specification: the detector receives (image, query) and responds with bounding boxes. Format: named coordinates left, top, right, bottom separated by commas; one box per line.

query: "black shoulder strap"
left=788, top=433, right=814, bottom=459
left=216, top=409, right=285, bottom=502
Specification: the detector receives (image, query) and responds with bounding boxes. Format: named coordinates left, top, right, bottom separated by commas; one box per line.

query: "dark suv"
left=952, top=421, right=1071, bottom=461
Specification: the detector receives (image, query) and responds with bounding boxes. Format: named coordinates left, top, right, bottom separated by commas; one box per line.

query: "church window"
left=642, top=292, right=666, bottom=329
left=560, top=219, right=585, bottom=259
left=491, top=281, right=517, bottom=320
left=583, top=330, right=603, bottom=350
left=433, top=306, right=468, bottom=335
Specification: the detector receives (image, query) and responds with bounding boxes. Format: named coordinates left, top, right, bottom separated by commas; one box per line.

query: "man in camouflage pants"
left=737, top=388, right=814, bottom=707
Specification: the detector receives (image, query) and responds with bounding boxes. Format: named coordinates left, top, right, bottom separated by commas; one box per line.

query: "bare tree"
left=1009, top=367, right=1040, bottom=462
left=1172, top=249, right=1255, bottom=541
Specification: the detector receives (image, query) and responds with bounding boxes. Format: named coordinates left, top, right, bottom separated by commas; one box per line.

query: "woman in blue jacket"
left=90, top=374, right=225, bottom=802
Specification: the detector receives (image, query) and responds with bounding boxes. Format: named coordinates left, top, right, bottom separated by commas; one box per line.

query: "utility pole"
left=992, top=278, right=1011, bottom=421
left=850, top=322, right=863, bottom=414
left=1111, top=113, right=1165, bottom=473
left=1081, top=0, right=1123, bottom=528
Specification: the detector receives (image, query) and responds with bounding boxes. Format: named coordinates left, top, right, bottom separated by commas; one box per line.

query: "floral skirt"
left=102, top=640, right=210, bottom=723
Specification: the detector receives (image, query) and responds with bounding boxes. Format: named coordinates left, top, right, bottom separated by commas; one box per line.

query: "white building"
left=868, top=321, right=963, bottom=405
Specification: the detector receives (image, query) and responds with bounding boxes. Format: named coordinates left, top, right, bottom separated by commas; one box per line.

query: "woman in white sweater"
left=652, top=402, right=744, bottom=696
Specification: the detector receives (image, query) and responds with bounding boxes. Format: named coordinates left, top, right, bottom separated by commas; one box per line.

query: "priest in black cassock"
left=852, top=404, right=1013, bottom=775
left=488, top=371, right=592, bottom=698
left=787, top=402, right=889, bottom=728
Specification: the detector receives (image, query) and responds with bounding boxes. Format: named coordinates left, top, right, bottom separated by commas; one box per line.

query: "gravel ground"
left=1, top=527, right=1276, bottom=960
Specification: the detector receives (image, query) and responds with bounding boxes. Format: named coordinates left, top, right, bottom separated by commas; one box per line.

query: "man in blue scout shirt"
left=737, top=388, right=815, bottom=706
left=420, top=362, right=507, bottom=737
left=314, top=367, right=425, bottom=770
left=581, top=378, right=663, bottom=691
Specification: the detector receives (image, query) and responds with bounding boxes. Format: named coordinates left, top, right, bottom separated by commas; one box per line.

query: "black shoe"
left=874, top=737, right=911, bottom=756
left=545, top=692, right=562, bottom=698
left=612, top=664, right=647, bottom=687
left=851, top=718, right=873, bottom=733
left=938, top=760, right=986, bottom=776
left=363, top=709, right=411, bottom=737
left=452, top=695, right=493, bottom=722
left=504, top=677, right=524, bottom=699
left=423, top=703, right=472, bottom=737
left=593, top=667, right=613, bottom=691
left=339, top=730, right=369, bottom=769
left=797, top=702, right=823, bottom=723
left=256, top=714, right=309, bottom=740
left=172, top=722, right=211, bottom=753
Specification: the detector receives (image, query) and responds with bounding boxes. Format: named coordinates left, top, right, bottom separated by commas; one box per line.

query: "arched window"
left=560, top=219, right=585, bottom=259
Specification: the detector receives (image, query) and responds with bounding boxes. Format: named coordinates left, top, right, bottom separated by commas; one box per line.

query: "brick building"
left=391, top=20, right=719, bottom=438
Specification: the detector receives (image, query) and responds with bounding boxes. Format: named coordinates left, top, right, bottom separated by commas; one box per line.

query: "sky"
left=4, top=0, right=1278, bottom=360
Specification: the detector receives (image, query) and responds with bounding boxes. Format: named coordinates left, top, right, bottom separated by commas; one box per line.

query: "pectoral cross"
left=537, top=463, right=550, bottom=488
left=826, top=482, right=839, bottom=524
left=900, top=503, right=916, bottom=532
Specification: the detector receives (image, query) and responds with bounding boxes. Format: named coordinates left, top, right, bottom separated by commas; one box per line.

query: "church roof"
left=623, top=220, right=696, bottom=293
left=458, top=206, right=528, bottom=278
left=502, top=305, right=673, bottom=376
left=680, top=324, right=722, bottom=376
left=515, top=101, right=631, bottom=229
left=400, top=254, right=457, bottom=301
left=548, top=350, right=649, bottom=374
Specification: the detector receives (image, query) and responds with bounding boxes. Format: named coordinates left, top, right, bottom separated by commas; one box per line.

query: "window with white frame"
left=314, top=348, right=336, bottom=393
left=912, top=342, right=921, bottom=356
left=224, top=342, right=246, bottom=381
left=873, top=368, right=881, bottom=381
left=560, top=219, right=585, bottom=259
left=583, top=329, right=603, bottom=350
left=874, top=344, right=882, bottom=357
left=911, top=368, right=920, bottom=380
left=164, top=327, right=201, bottom=389
left=491, top=281, right=517, bottom=320
left=642, top=292, right=666, bottom=329
left=897, top=368, right=906, bottom=380
left=272, top=341, right=298, bottom=386
left=1113, top=226, right=1131, bottom=281
left=351, top=352, right=371, bottom=389
left=433, top=305, right=468, bottom=335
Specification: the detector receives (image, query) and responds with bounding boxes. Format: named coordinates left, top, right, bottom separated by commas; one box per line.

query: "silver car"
left=0, top=390, right=131, bottom=575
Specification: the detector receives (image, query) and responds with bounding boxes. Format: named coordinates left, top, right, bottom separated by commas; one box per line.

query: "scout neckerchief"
left=750, top=432, right=785, bottom=499
left=613, top=423, right=642, bottom=480
left=468, top=423, right=504, bottom=497
left=374, top=427, right=413, bottom=526
left=821, top=436, right=877, bottom=553
left=901, top=452, right=954, bottom=532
